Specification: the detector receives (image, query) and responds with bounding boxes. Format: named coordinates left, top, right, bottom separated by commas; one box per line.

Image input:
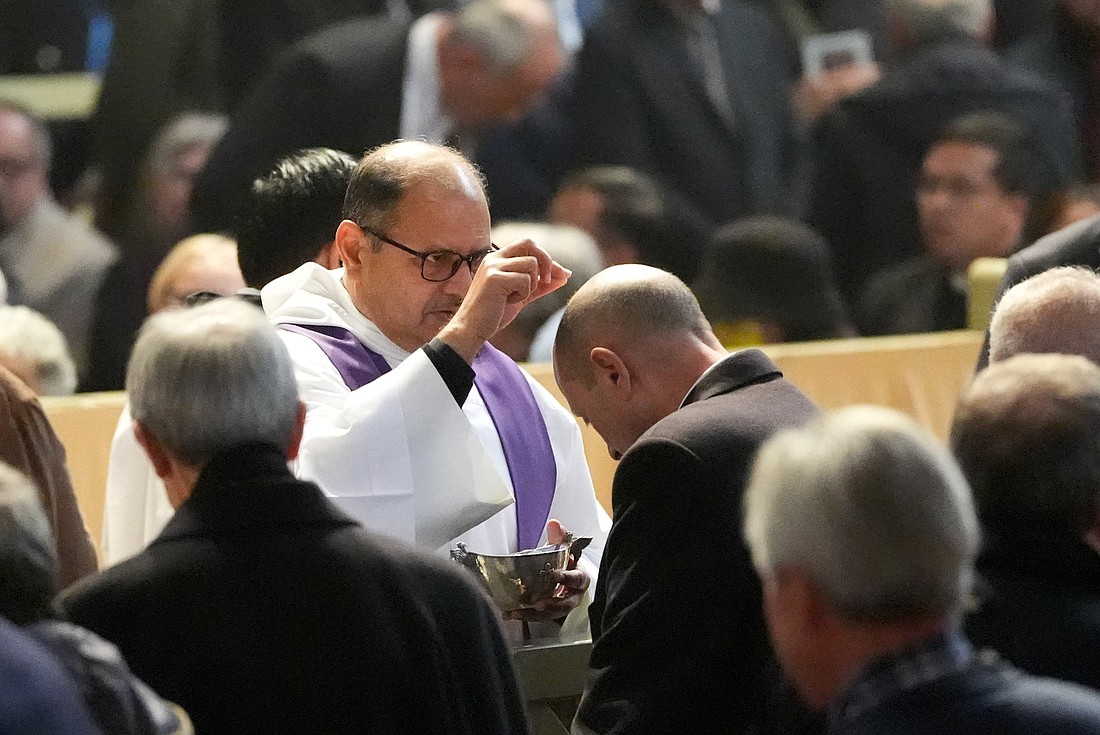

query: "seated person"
left=858, top=111, right=1047, bottom=335
left=693, top=216, right=855, bottom=346
left=547, top=165, right=710, bottom=281
left=0, top=461, right=187, bottom=733
left=0, top=304, right=77, bottom=396
left=144, top=234, right=245, bottom=313
left=953, top=353, right=1100, bottom=689
left=61, top=298, right=529, bottom=734
left=0, top=365, right=95, bottom=585
left=744, top=405, right=1100, bottom=733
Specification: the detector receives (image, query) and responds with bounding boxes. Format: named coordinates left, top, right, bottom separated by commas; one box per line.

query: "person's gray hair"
left=126, top=298, right=300, bottom=467
left=0, top=306, right=77, bottom=396
left=887, top=0, right=992, bottom=44
left=989, top=266, right=1100, bottom=365
left=491, top=221, right=604, bottom=340
left=951, top=353, right=1100, bottom=536
left=0, top=100, right=52, bottom=168
left=744, top=405, right=980, bottom=623
left=450, top=0, right=560, bottom=72
left=144, top=111, right=228, bottom=176
left=0, top=462, right=58, bottom=624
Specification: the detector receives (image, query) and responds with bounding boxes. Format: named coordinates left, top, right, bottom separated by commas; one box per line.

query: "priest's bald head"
left=553, top=264, right=727, bottom=458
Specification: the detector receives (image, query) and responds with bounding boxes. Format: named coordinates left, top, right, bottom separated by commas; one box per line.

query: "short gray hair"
left=952, top=353, right=1100, bottom=536
left=744, top=406, right=980, bottom=623
left=127, top=298, right=300, bottom=466
left=887, top=0, right=992, bottom=43
left=0, top=306, right=77, bottom=396
left=0, top=462, right=57, bottom=624
left=144, top=111, right=228, bottom=176
left=989, top=266, right=1100, bottom=365
left=451, top=0, right=560, bottom=72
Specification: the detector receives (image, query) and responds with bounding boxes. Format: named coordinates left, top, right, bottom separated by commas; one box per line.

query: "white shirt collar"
left=400, top=13, right=454, bottom=143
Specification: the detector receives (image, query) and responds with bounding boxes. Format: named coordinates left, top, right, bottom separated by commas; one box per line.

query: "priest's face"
left=341, top=171, right=493, bottom=352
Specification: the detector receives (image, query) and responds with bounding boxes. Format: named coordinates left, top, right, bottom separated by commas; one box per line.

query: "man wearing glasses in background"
left=263, top=140, right=610, bottom=626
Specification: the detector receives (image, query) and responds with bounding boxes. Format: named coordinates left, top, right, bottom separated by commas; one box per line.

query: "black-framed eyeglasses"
left=360, top=224, right=498, bottom=282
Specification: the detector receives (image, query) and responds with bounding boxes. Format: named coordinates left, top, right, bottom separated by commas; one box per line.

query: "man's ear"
left=589, top=346, right=632, bottom=396
left=334, top=220, right=367, bottom=272
left=774, top=566, right=830, bottom=637
left=286, top=401, right=307, bottom=461
left=133, top=421, right=172, bottom=480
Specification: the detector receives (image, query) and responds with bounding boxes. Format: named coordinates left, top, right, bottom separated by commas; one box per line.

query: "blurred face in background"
left=916, top=141, right=1027, bottom=271
left=0, top=108, right=49, bottom=228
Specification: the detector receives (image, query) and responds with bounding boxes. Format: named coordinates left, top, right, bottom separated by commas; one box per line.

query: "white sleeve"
left=101, top=404, right=173, bottom=566
left=282, top=331, right=513, bottom=549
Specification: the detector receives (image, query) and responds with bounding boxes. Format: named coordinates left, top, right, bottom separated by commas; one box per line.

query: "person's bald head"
left=989, top=267, right=1100, bottom=365
left=553, top=265, right=725, bottom=458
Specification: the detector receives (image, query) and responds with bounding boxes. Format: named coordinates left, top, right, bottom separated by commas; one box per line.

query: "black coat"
left=190, top=16, right=408, bottom=233
left=967, top=530, right=1100, bottom=691
left=808, top=36, right=1081, bottom=300
left=975, top=213, right=1100, bottom=369
left=60, top=445, right=529, bottom=735
left=575, top=349, right=820, bottom=734
left=569, top=0, right=800, bottom=226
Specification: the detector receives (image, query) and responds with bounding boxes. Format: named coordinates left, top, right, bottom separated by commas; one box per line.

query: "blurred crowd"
left=0, top=0, right=1097, bottom=393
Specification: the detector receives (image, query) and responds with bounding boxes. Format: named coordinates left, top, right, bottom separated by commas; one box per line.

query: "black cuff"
left=423, top=338, right=476, bottom=405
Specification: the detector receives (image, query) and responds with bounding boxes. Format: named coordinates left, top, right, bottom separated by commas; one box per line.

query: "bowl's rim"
left=460, top=545, right=570, bottom=561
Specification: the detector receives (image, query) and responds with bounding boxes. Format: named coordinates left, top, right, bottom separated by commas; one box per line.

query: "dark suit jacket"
left=856, top=256, right=966, bottom=336
left=569, top=0, right=800, bottom=226
left=975, top=213, right=1100, bottom=369
left=838, top=652, right=1100, bottom=734
left=967, top=530, right=1100, bottom=691
left=575, top=349, right=819, bottom=735
left=809, top=36, right=1081, bottom=301
left=190, top=16, right=408, bottom=232
left=60, top=444, right=529, bottom=735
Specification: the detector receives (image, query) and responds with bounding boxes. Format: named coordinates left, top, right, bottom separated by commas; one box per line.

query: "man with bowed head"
left=263, top=140, right=609, bottom=625
left=552, top=264, right=818, bottom=733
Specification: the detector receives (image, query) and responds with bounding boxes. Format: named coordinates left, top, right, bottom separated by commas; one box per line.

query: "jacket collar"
left=151, top=444, right=357, bottom=545
left=681, top=348, right=784, bottom=407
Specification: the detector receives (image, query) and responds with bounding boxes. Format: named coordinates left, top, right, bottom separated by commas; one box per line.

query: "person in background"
left=144, top=234, right=244, bottom=314
left=0, top=305, right=77, bottom=397
left=547, top=165, right=709, bottom=282
left=0, top=101, right=117, bottom=379
left=744, top=405, right=1100, bottom=734
left=0, top=365, right=95, bottom=585
left=857, top=111, right=1046, bottom=336
left=81, top=112, right=228, bottom=393
left=808, top=0, right=1080, bottom=302
left=693, top=216, right=855, bottom=347
left=988, top=266, right=1100, bottom=365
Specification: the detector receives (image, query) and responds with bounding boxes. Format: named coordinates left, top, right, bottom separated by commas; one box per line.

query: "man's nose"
left=442, top=260, right=475, bottom=294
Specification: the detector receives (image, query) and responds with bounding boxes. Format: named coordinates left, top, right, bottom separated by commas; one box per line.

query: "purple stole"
left=280, top=323, right=557, bottom=550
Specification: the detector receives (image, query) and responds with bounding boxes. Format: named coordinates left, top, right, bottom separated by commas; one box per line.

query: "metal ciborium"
left=450, top=535, right=592, bottom=613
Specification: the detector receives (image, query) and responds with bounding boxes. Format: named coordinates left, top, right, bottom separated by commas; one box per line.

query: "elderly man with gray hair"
left=60, top=298, right=529, bottom=734
left=744, top=405, right=1100, bottom=734
left=988, top=266, right=1100, bottom=364
left=954, top=353, right=1100, bottom=690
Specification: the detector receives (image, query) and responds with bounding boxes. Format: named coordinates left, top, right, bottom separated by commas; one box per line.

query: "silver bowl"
left=451, top=537, right=591, bottom=612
